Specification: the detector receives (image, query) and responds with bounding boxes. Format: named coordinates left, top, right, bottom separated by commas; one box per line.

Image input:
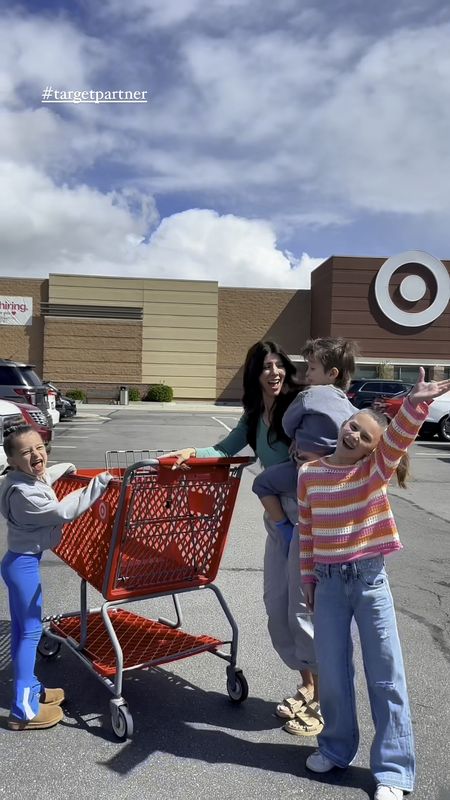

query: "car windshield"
left=19, top=367, right=43, bottom=387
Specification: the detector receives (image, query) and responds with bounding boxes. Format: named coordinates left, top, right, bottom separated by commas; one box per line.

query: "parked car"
left=347, top=379, right=413, bottom=409
left=44, top=384, right=60, bottom=426
left=380, top=390, right=450, bottom=442
left=44, top=381, right=77, bottom=419
left=13, top=401, right=53, bottom=453
left=0, top=358, right=49, bottom=417
left=0, top=399, right=26, bottom=474
left=0, top=399, right=53, bottom=474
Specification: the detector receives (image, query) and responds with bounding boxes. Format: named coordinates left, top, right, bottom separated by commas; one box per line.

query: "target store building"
left=0, top=250, right=449, bottom=402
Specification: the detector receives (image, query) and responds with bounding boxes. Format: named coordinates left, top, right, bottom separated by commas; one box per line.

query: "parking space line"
left=212, top=416, right=233, bottom=432
left=51, top=445, right=78, bottom=449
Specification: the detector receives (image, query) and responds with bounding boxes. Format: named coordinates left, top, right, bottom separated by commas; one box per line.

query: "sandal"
left=275, top=685, right=313, bottom=720
left=282, top=700, right=324, bottom=736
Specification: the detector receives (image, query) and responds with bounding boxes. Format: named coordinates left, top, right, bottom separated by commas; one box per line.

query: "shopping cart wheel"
left=226, top=669, right=249, bottom=703
left=37, top=633, right=61, bottom=659
left=110, top=702, right=134, bottom=741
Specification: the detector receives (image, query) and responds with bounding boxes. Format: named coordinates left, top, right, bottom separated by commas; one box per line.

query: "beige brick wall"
left=48, top=274, right=144, bottom=305
left=142, top=279, right=218, bottom=400
left=43, top=318, right=142, bottom=387
left=0, top=277, right=47, bottom=374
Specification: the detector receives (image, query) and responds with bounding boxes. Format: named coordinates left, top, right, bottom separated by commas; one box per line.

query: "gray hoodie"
left=282, top=384, right=359, bottom=456
left=0, top=463, right=112, bottom=555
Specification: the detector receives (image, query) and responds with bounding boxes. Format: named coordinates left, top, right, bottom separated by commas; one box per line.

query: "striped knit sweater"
left=298, top=397, right=428, bottom=583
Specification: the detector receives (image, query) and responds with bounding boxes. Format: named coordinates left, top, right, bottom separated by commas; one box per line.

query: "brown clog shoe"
left=8, top=703, right=63, bottom=731
left=41, top=687, right=65, bottom=706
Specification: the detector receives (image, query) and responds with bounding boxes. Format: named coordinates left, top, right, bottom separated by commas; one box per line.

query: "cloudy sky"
left=1, top=0, right=449, bottom=288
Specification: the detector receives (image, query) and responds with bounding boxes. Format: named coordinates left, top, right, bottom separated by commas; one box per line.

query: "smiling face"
left=305, top=357, right=338, bottom=386
left=7, top=430, right=48, bottom=478
left=259, top=352, right=287, bottom=399
left=334, top=411, right=384, bottom=464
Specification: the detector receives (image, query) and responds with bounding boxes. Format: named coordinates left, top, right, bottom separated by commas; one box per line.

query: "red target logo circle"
left=95, top=500, right=110, bottom=524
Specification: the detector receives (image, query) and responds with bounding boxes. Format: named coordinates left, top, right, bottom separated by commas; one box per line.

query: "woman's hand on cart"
left=160, top=448, right=196, bottom=471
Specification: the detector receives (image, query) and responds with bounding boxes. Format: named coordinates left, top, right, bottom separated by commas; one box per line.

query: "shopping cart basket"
left=39, top=451, right=254, bottom=739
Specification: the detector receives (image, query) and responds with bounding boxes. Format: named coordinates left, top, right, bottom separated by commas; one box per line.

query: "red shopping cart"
left=39, top=452, right=254, bottom=739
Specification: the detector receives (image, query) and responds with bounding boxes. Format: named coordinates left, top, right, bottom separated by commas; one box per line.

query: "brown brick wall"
left=0, top=278, right=48, bottom=374
left=43, top=318, right=142, bottom=397
left=217, top=287, right=310, bottom=401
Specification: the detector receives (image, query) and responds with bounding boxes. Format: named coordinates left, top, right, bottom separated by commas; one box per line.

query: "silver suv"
left=0, top=359, right=49, bottom=416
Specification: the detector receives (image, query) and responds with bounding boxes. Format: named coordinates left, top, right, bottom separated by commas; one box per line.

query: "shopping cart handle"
left=158, top=456, right=256, bottom=468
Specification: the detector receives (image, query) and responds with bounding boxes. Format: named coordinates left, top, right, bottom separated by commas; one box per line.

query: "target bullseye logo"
left=374, top=250, right=450, bottom=327
left=96, top=500, right=110, bottom=524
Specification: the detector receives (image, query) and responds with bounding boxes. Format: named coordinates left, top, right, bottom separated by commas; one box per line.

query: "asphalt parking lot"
left=1, top=406, right=449, bottom=800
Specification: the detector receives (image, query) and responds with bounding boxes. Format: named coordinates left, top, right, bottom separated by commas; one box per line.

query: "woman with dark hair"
left=168, top=340, right=319, bottom=733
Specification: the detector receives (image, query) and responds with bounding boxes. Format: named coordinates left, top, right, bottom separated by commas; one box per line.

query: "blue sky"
left=1, top=0, right=449, bottom=287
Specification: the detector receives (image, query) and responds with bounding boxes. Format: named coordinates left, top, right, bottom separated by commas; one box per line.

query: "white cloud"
left=0, top=162, right=154, bottom=272
left=0, top=13, right=106, bottom=105
left=0, top=164, right=322, bottom=287
left=311, top=25, right=450, bottom=214
left=142, top=209, right=324, bottom=287
left=1, top=3, right=450, bottom=285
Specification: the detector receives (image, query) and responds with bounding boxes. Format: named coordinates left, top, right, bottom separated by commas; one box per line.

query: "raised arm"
left=374, top=368, right=450, bottom=483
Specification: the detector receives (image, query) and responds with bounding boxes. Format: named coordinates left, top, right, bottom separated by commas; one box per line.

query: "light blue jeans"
left=263, top=495, right=316, bottom=673
left=314, top=555, right=415, bottom=792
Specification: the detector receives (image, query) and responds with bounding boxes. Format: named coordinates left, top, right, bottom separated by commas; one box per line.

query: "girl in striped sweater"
left=298, top=368, right=450, bottom=800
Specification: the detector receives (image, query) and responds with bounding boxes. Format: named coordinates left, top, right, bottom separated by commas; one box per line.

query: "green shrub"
left=128, top=387, right=141, bottom=402
left=66, top=388, right=87, bottom=402
left=145, top=384, right=174, bottom=402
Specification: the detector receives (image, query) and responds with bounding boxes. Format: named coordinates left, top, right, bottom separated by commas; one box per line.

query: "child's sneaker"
left=374, top=787, right=403, bottom=800
left=8, top=703, right=63, bottom=730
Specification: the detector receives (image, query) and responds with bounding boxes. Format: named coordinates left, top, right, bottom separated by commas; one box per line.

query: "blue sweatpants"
left=1, top=551, right=44, bottom=720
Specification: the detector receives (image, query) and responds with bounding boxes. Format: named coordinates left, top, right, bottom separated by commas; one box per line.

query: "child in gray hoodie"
left=0, top=424, right=112, bottom=731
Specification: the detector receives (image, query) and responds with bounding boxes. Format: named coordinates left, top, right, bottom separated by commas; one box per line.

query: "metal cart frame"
left=39, top=454, right=253, bottom=739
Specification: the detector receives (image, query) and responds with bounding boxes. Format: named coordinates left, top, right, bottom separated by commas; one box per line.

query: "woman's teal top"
left=195, top=413, right=289, bottom=469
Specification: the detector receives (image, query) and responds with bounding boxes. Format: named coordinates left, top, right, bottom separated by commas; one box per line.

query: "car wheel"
left=438, top=415, right=450, bottom=442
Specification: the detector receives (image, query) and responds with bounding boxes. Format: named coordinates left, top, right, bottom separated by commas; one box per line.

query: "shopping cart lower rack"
left=39, top=451, right=254, bottom=739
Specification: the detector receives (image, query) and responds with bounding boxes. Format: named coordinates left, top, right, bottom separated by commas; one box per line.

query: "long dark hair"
left=242, top=341, right=300, bottom=451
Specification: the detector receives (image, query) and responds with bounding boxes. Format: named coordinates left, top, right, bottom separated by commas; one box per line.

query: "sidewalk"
left=76, top=401, right=243, bottom=416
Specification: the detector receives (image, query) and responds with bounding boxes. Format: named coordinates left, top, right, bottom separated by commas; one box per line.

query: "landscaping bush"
left=145, top=384, right=174, bottom=402
left=128, top=387, right=141, bottom=402
left=66, top=388, right=87, bottom=402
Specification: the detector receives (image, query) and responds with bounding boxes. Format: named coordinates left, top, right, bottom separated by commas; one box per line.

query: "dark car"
left=0, top=359, right=49, bottom=416
left=347, top=379, right=413, bottom=410
left=44, top=381, right=77, bottom=419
